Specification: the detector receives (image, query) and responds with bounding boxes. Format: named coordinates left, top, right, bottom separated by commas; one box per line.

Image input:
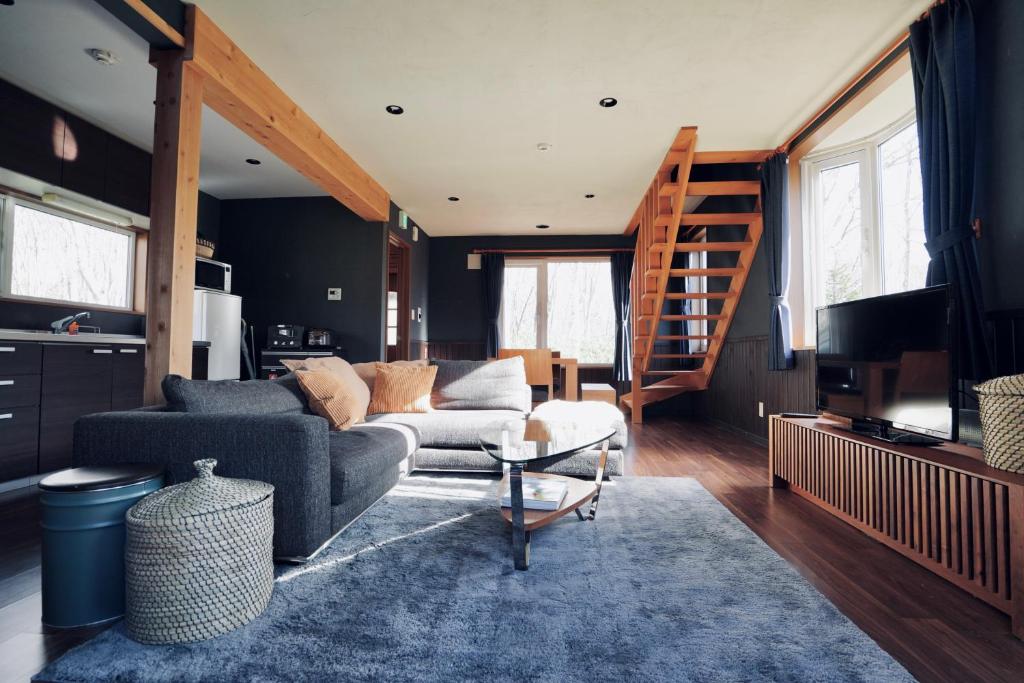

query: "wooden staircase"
left=620, top=127, right=770, bottom=423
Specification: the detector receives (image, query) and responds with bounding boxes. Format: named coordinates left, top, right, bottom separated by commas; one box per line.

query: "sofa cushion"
left=281, top=356, right=370, bottom=422
left=162, top=374, right=308, bottom=415
left=367, top=363, right=437, bottom=414
left=529, top=400, right=628, bottom=450
left=430, top=358, right=530, bottom=412
left=364, top=409, right=525, bottom=449
left=294, top=370, right=362, bottom=430
left=328, top=423, right=419, bottom=506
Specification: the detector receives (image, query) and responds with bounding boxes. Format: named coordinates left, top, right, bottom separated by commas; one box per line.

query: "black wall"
left=976, top=0, right=1024, bottom=312
left=427, top=234, right=633, bottom=343
left=218, top=196, right=390, bottom=363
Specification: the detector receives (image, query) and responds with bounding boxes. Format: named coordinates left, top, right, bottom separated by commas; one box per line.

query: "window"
left=802, top=114, right=926, bottom=321
left=386, top=291, right=399, bottom=346
left=0, top=197, right=135, bottom=309
left=499, top=258, right=615, bottom=364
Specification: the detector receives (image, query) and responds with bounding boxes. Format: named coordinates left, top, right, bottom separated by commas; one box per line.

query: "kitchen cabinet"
left=39, top=343, right=115, bottom=473
left=111, top=347, right=145, bottom=410
left=0, top=339, right=147, bottom=482
left=0, top=79, right=62, bottom=186
left=0, top=77, right=151, bottom=216
left=0, top=342, right=42, bottom=481
left=60, top=114, right=108, bottom=201
left=103, top=136, right=151, bottom=216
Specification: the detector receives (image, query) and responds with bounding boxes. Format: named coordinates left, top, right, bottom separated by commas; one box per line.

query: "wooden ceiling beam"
left=184, top=6, right=389, bottom=221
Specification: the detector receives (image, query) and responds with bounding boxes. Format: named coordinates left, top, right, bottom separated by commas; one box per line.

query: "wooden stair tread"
left=692, top=150, right=772, bottom=165
left=649, top=240, right=752, bottom=253
left=634, top=334, right=720, bottom=341
left=658, top=212, right=760, bottom=227
left=642, top=292, right=735, bottom=301
left=640, top=314, right=727, bottom=321
left=651, top=353, right=709, bottom=359
left=645, top=267, right=743, bottom=278
left=686, top=181, right=760, bottom=196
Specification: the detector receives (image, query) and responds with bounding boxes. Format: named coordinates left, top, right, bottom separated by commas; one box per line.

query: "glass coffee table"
left=479, top=417, right=615, bottom=570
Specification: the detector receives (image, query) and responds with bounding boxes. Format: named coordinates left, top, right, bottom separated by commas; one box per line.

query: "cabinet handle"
left=0, top=413, right=12, bottom=420
left=0, top=347, right=14, bottom=353
left=0, top=380, right=12, bottom=386
left=118, top=349, right=139, bottom=354
left=92, top=349, right=114, bottom=354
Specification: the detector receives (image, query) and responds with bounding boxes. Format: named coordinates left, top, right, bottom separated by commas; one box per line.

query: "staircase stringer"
left=642, top=129, right=697, bottom=373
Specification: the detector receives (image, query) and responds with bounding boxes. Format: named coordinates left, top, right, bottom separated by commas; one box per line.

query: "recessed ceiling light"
left=85, top=48, right=120, bottom=66
left=598, top=97, right=618, bottom=108
left=536, top=224, right=550, bottom=230
left=536, top=142, right=552, bottom=152
left=0, top=1, right=15, bottom=6
left=585, top=194, right=595, bottom=199
left=385, top=105, right=404, bottom=115
left=448, top=196, right=460, bottom=202
left=245, top=158, right=261, bottom=165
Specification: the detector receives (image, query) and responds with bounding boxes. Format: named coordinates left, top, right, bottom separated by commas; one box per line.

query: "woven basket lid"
left=128, top=459, right=273, bottom=526
left=975, top=373, right=1024, bottom=397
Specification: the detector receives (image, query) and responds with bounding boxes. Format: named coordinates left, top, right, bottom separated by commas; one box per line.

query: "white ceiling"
left=0, top=0, right=323, bottom=200
left=0, top=0, right=931, bottom=236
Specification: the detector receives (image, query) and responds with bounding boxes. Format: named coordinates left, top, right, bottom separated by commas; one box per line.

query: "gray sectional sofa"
left=73, top=357, right=626, bottom=562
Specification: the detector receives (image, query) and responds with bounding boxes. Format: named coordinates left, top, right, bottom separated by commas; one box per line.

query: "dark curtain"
left=761, top=152, right=794, bottom=371
left=910, top=0, right=992, bottom=381
left=611, top=251, right=634, bottom=381
left=481, top=253, right=504, bottom=358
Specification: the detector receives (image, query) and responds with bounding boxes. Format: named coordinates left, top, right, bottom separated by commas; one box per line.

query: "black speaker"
left=958, top=409, right=983, bottom=447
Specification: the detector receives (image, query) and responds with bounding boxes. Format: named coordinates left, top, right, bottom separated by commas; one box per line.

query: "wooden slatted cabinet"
left=769, top=416, right=1024, bottom=640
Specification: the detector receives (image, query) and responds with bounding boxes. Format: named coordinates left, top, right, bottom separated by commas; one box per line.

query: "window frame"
left=498, top=255, right=614, bottom=366
left=799, top=110, right=920, bottom=338
left=0, top=193, right=138, bottom=312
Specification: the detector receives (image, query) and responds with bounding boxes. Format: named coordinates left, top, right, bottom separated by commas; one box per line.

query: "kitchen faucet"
left=51, top=311, right=91, bottom=334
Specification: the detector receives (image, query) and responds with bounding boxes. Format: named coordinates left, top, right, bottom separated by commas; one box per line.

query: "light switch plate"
left=413, top=226, right=419, bottom=242
left=758, top=401, right=764, bottom=418
left=410, top=308, right=416, bottom=321
left=327, top=287, right=342, bottom=301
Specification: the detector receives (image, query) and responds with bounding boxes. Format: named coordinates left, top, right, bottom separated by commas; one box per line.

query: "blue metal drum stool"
left=39, top=465, right=164, bottom=628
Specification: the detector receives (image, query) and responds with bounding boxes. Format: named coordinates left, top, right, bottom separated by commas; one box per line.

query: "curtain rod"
left=471, top=248, right=633, bottom=254
left=780, top=30, right=911, bottom=153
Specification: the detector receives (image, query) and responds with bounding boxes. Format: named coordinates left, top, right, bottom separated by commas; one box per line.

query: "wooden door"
left=386, top=234, right=411, bottom=362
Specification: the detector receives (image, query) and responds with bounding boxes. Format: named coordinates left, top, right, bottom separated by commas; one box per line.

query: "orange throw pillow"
left=294, top=370, right=363, bottom=431
left=367, top=362, right=438, bottom=415
left=281, top=356, right=370, bottom=423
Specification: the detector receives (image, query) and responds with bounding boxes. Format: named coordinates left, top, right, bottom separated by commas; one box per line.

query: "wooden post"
left=144, top=50, right=204, bottom=405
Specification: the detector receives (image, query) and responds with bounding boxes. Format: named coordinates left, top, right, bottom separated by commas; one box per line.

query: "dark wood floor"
left=2, top=417, right=1023, bottom=681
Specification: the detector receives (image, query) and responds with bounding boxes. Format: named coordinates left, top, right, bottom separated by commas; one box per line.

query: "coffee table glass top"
left=479, top=417, right=615, bottom=465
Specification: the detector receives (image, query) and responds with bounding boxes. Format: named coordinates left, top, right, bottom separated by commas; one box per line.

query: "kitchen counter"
left=0, top=329, right=212, bottom=347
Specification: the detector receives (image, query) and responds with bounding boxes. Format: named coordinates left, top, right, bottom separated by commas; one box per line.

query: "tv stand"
left=842, top=419, right=943, bottom=447
left=769, top=416, right=1024, bottom=640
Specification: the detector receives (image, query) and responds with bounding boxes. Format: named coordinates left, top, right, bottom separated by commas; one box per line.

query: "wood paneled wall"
left=770, top=417, right=1024, bottom=638
left=694, top=336, right=816, bottom=440
left=425, top=340, right=487, bottom=361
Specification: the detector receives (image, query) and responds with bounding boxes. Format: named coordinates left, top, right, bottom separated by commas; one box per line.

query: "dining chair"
left=498, top=348, right=554, bottom=401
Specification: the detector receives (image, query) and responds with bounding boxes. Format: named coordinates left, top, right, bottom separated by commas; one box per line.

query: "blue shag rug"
left=36, top=476, right=913, bottom=682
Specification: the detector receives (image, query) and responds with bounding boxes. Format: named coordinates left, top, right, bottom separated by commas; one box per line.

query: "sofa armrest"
left=73, top=411, right=332, bottom=559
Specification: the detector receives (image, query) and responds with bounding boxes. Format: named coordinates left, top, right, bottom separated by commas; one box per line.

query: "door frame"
left=386, top=232, right=411, bottom=361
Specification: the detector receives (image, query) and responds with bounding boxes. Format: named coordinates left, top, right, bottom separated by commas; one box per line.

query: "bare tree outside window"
left=819, top=162, right=864, bottom=305
left=880, top=123, right=928, bottom=294
left=9, top=204, right=132, bottom=308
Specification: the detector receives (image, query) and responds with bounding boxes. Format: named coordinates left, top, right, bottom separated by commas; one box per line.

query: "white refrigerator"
left=193, top=289, right=242, bottom=380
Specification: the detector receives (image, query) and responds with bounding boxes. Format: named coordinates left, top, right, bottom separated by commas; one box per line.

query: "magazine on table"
left=500, top=478, right=568, bottom=511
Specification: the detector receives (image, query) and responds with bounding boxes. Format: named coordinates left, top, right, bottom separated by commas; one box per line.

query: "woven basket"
left=976, top=374, right=1024, bottom=473
left=125, top=459, right=274, bottom=644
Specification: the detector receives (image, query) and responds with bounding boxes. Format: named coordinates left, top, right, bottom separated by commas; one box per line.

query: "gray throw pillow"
left=430, top=357, right=529, bottom=412
left=162, top=374, right=309, bottom=415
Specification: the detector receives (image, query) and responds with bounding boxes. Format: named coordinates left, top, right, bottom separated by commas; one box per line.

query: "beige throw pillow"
left=281, top=356, right=370, bottom=423
left=367, top=362, right=438, bottom=414
left=294, top=370, right=361, bottom=431
left=352, top=358, right=428, bottom=391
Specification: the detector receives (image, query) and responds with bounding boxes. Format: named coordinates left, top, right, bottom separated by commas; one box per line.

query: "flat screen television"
left=815, top=285, right=957, bottom=444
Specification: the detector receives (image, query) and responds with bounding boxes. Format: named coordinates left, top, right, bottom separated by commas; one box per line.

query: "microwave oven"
left=195, top=257, right=232, bottom=293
